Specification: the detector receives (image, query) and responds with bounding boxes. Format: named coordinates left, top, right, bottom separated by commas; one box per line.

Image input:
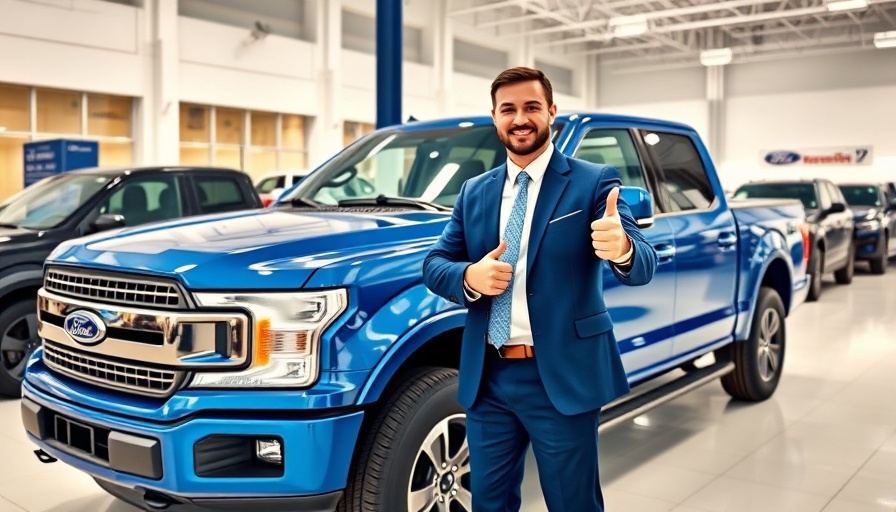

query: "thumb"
left=603, top=187, right=620, bottom=218
left=487, top=240, right=507, bottom=259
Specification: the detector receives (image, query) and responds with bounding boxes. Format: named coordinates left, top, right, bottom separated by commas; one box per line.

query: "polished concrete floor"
left=0, top=262, right=894, bottom=511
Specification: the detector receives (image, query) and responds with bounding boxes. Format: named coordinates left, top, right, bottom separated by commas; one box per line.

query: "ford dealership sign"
left=64, top=310, right=107, bottom=345
left=761, top=146, right=873, bottom=166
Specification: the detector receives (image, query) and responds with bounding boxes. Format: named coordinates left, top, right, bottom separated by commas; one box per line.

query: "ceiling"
left=449, top=0, right=896, bottom=73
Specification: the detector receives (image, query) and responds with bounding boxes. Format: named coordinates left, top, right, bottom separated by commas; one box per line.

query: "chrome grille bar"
left=44, top=267, right=185, bottom=309
left=43, top=342, right=180, bottom=396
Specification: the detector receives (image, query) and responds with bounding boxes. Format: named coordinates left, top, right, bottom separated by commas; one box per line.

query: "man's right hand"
left=464, top=241, right=513, bottom=296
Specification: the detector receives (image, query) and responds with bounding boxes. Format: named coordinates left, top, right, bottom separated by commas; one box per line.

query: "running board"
left=599, top=361, right=735, bottom=433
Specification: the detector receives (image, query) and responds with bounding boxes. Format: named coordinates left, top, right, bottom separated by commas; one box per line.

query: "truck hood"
left=47, top=209, right=449, bottom=290
left=851, top=207, right=878, bottom=221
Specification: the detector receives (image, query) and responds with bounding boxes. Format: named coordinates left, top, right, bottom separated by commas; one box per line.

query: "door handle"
left=718, top=232, right=738, bottom=248
left=653, top=244, right=676, bottom=263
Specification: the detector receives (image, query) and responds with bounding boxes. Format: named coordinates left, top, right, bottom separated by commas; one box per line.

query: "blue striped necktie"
left=488, top=171, right=530, bottom=348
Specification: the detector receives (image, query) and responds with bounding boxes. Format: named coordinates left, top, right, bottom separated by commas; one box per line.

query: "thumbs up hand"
left=590, top=187, right=631, bottom=261
left=464, top=240, right=514, bottom=296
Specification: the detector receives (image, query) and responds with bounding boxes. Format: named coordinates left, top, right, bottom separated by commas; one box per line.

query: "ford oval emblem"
left=764, top=151, right=801, bottom=165
left=63, top=310, right=107, bottom=346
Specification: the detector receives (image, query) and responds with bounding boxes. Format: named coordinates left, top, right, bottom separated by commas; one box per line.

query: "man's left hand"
left=590, top=187, right=631, bottom=261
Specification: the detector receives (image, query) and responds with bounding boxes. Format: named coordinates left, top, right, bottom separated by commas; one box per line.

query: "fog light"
left=256, top=439, right=283, bottom=464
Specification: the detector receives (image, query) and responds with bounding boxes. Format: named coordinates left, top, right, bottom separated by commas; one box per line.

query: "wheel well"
left=374, top=328, right=463, bottom=402
left=0, top=286, right=40, bottom=311
left=761, top=258, right=792, bottom=314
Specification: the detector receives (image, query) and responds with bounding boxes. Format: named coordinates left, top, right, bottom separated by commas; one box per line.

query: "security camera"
left=250, top=21, right=272, bottom=41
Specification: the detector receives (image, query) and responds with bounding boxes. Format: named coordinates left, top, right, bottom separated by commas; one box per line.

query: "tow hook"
left=33, top=449, right=57, bottom=463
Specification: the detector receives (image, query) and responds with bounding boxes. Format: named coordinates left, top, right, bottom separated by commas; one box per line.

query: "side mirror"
left=828, top=202, right=846, bottom=214
left=888, top=198, right=896, bottom=212
left=620, top=186, right=654, bottom=229
left=90, top=213, right=126, bottom=233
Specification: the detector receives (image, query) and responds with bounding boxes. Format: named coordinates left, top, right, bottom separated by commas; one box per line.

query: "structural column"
left=141, top=0, right=180, bottom=165
left=431, top=0, right=454, bottom=118
left=706, top=65, right=726, bottom=161
left=312, top=0, right=344, bottom=163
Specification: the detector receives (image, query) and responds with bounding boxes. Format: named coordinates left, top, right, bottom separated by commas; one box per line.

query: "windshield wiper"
left=287, top=196, right=323, bottom=208
left=337, top=195, right=450, bottom=212
left=0, top=223, right=20, bottom=229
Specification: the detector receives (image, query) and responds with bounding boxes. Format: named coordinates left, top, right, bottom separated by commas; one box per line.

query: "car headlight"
left=856, top=220, right=880, bottom=231
left=189, top=289, right=347, bottom=388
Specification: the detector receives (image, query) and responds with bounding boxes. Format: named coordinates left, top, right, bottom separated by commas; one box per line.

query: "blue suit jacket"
left=423, top=150, right=658, bottom=415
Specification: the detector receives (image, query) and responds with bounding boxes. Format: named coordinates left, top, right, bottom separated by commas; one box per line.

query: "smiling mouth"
left=511, top=128, right=534, bottom=136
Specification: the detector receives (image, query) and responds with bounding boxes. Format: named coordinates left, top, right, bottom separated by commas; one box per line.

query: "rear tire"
left=870, top=236, right=888, bottom=274
left=721, top=287, right=785, bottom=401
left=833, top=243, right=854, bottom=284
left=338, top=367, right=471, bottom=512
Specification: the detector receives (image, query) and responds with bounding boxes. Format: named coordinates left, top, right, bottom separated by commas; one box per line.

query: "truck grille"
left=43, top=342, right=181, bottom=396
left=44, top=267, right=186, bottom=309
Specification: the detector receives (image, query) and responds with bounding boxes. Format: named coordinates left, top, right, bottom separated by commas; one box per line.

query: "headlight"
left=190, top=289, right=347, bottom=388
left=856, top=220, right=880, bottom=231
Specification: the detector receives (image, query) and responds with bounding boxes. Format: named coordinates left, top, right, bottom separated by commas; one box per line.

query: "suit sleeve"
left=423, top=181, right=476, bottom=307
left=593, top=166, right=658, bottom=286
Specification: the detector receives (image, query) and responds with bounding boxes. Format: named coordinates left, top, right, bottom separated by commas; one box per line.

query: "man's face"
left=492, top=80, right=557, bottom=159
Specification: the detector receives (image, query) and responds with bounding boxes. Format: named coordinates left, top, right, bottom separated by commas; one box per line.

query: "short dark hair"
left=490, top=67, right=554, bottom=108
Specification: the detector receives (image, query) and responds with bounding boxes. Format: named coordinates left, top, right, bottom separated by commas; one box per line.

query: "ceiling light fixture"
left=824, top=0, right=868, bottom=12
left=700, top=48, right=733, bottom=66
left=609, top=14, right=649, bottom=38
left=873, top=31, right=896, bottom=48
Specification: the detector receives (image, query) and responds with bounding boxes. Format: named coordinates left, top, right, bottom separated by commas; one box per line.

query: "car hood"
left=0, top=225, right=40, bottom=242
left=851, top=207, right=879, bottom=221
left=47, top=209, right=449, bottom=290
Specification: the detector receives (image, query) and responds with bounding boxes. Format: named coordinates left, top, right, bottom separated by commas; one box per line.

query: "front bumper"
left=22, top=379, right=365, bottom=511
left=853, top=229, right=884, bottom=260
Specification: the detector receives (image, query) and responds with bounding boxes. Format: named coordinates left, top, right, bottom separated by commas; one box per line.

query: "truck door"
left=566, top=125, right=676, bottom=377
left=641, top=129, right=739, bottom=358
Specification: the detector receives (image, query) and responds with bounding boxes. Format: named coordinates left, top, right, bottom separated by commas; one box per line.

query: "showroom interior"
left=0, top=0, right=895, bottom=511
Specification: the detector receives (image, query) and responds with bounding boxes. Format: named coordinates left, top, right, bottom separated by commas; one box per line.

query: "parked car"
left=254, top=170, right=309, bottom=206
left=838, top=182, right=896, bottom=274
left=733, top=179, right=854, bottom=301
left=22, top=114, right=809, bottom=512
left=0, top=166, right=262, bottom=396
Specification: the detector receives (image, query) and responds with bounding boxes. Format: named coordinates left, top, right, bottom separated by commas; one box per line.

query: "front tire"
left=721, top=287, right=785, bottom=401
left=870, top=236, right=888, bottom=275
left=339, top=367, right=471, bottom=512
left=0, top=299, right=40, bottom=397
left=806, top=249, right=823, bottom=302
left=834, top=242, right=854, bottom=284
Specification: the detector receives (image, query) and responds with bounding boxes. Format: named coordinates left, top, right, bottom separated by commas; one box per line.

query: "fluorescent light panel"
left=874, top=31, right=896, bottom=48
left=825, top=0, right=868, bottom=12
left=609, top=14, right=648, bottom=38
left=700, top=48, right=733, bottom=66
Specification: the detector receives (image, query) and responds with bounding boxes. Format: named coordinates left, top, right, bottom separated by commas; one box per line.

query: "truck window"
left=194, top=176, right=247, bottom=214
left=574, top=129, right=647, bottom=190
left=817, top=182, right=832, bottom=210
left=100, top=176, right=182, bottom=226
left=644, top=131, right=715, bottom=212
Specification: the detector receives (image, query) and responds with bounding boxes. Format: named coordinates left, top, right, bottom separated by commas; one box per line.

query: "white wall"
left=719, top=50, right=896, bottom=191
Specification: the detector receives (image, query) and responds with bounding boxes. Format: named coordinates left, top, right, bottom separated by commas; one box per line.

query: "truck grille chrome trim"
left=44, top=267, right=186, bottom=309
left=43, top=342, right=180, bottom=396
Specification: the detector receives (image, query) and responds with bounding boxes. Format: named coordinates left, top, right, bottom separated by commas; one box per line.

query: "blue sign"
left=23, top=139, right=99, bottom=187
left=63, top=310, right=107, bottom=346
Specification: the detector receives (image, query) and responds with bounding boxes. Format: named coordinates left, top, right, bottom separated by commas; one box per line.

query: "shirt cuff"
left=611, top=236, right=635, bottom=273
left=463, top=279, right=482, bottom=302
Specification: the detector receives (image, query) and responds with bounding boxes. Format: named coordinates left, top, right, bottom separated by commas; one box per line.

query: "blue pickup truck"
left=21, top=113, right=810, bottom=512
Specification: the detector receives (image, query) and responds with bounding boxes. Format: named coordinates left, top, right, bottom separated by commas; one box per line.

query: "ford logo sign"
left=63, top=311, right=107, bottom=346
left=765, top=151, right=801, bottom=165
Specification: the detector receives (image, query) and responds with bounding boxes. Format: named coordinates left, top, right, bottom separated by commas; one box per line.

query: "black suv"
left=733, top=179, right=855, bottom=301
left=838, top=182, right=896, bottom=274
left=0, top=166, right=262, bottom=396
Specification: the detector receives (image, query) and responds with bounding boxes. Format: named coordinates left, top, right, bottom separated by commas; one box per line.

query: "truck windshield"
left=0, top=174, right=111, bottom=229
left=733, top=183, right=818, bottom=210
left=287, top=124, right=508, bottom=208
left=838, top=185, right=881, bottom=207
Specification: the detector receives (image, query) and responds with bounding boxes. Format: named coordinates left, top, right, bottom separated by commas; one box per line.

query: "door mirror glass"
left=90, top=213, right=126, bottom=233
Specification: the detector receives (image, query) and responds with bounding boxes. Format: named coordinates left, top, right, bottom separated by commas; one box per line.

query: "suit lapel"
left=481, top=164, right=505, bottom=256
left=527, top=152, right=571, bottom=271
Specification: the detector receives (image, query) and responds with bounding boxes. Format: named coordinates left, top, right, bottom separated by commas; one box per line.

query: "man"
left=422, top=67, right=658, bottom=512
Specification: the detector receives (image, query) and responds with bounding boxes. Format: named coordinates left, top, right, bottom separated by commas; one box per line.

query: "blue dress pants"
left=465, top=354, right=604, bottom=512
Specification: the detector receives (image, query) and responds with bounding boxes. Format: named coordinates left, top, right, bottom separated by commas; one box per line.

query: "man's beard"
left=498, top=124, right=551, bottom=157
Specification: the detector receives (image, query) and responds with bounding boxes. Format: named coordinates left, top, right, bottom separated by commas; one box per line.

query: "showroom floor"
left=0, top=263, right=894, bottom=512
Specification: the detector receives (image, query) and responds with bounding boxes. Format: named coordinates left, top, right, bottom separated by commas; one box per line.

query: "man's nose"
left=512, top=111, right=528, bottom=126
